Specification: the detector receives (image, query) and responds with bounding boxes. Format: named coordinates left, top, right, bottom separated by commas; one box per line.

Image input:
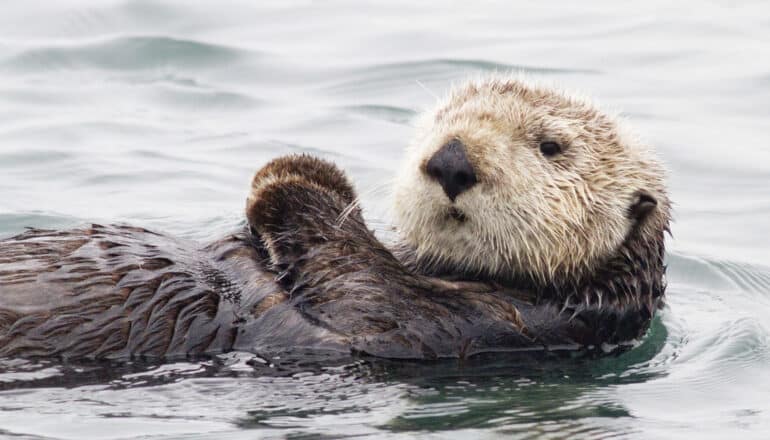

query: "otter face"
left=394, top=77, right=668, bottom=284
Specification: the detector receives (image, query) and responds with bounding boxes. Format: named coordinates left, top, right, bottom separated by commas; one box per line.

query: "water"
left=1, top=0, right=769, bottom=438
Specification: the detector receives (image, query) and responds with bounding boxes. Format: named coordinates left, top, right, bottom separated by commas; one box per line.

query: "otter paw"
left=246, top=174, right=356, bottom=272
left=247, top=154, right=356, bottom=208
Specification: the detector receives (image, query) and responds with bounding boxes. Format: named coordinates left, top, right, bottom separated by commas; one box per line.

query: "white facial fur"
left=393, top=76, right=668, bottom=284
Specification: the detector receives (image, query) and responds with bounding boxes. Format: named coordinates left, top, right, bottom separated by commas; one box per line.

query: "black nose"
left=424, top=139, right=477, bottom=202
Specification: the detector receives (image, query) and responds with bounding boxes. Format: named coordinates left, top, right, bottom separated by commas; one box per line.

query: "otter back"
left=0, top=225, right=342, bottom=359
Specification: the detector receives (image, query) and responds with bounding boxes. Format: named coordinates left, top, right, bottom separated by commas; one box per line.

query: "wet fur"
left=0, top=225, right=280, bottom=359
left=0, top=155, right=663, bottom=360
left=0, top=224, right=535, bottom=360
left=391, top=76, right=671, bottom=349
left=0, top=77, right=670, bottom=360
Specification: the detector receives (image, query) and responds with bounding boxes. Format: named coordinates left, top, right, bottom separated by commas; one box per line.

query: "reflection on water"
left=1, top=0, right=770, bottom=438
left=0, top=334, right=671, bottom=439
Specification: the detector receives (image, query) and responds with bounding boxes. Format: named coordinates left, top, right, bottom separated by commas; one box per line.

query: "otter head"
left=394, top=77, right=671, bottom=291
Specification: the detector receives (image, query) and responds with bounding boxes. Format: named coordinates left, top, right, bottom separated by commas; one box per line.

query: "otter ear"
left=628, top=191, right=658, bottom=221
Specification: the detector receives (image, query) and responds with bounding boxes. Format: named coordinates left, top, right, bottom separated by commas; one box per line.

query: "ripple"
left=666, top=252, right=739, bottom=292
left=668, top=251, right=770, bottom=316
left=0, top=149, right=74, bottom=167
left=711, top=260, right=770, bottom=296
left=357, top=59, right=599, bottom=77
left=674, top=318, right=770, bottom=376
left=0, top=119, right=169, bottom=144
left=339, top=104, right=418, bottom=125
left=1, top=35, right=246, bottom=72
left=0, top=212, right=82, bottom=238
left=219, top=140, right=357, bottom=162
left=324, top=59, right=599, bottom=96
left=79, top=169, right=213, bottom=186
left=149, top=83, right=262, bottom=111
left=0, top=358, right=63, bottom=386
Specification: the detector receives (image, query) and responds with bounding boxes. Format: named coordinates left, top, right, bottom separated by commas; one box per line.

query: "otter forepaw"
left=247, top=154, right=356, bottom=207
left=246, top=156, right=366, bottom=275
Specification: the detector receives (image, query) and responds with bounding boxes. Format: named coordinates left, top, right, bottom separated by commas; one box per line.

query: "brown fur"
left=0, top=78, right=670, bottom=360
left=246, top=154, right=357, bottom=226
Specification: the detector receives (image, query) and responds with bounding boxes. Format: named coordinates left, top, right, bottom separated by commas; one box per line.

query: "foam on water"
left=1, top=1, right=769, bottom=438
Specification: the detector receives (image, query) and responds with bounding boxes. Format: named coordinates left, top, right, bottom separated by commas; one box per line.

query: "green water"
left=1, top=1, right=769, bottom=438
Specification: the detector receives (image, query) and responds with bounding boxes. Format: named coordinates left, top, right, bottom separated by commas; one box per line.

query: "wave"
left=668, top=251, right=770, bottom=299
left=338, top=104, right=417, bottom=125
left=0, top=211, right=83, bottom=238
left=0, top=35, right=247, bottom=72
left=323, top=58, right=599, bottom=97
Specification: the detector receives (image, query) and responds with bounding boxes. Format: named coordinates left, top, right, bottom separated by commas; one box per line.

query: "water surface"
left=1, top=1, right=769, bottom=438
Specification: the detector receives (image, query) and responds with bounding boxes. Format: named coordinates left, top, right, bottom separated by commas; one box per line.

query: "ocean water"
left=1, top=1, right=769, bottom=438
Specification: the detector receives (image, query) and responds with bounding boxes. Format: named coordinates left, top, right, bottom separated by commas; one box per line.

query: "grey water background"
left=0, top=0, right=769, bottom=438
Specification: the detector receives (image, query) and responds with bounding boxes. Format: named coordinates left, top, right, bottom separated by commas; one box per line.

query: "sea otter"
left=0, top=77, right=670, bottom=360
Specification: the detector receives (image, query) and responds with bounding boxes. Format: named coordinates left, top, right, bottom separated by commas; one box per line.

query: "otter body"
left=0, top=77, right=670, bottom=361
left=0, top=223, right=659, bottom=360
left=0, top=225, right=277, bottom=358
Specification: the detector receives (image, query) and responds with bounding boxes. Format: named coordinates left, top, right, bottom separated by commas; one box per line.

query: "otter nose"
left=425, top=139, right=477, bottom=202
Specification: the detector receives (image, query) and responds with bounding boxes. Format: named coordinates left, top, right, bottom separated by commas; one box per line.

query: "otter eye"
left=539, top=141, right=562, bottom=157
